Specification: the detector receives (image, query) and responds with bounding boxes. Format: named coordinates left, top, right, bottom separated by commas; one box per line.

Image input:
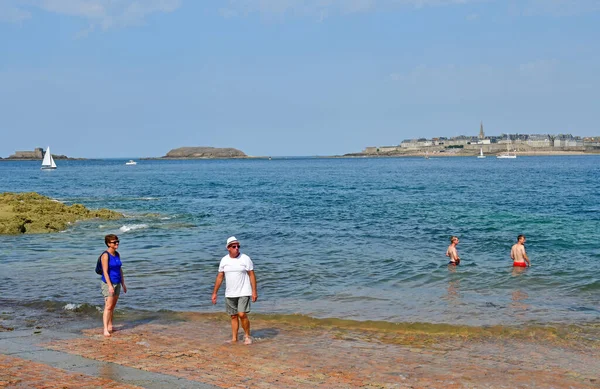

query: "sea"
left=1, top=156, right=599, bottom=328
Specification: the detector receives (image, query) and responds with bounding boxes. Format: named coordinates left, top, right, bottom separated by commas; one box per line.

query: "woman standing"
left=100, top=234, right=127, bottom=336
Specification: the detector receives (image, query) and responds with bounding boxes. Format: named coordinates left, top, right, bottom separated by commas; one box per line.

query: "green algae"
left=0, top=192, right=123, bottom=235
left=242, top=313, right=599, bottom=347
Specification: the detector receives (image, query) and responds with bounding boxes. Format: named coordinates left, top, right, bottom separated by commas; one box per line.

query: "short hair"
left=450, top=236, right=459, bottom=243
left=517, top=234, right=525, bottom=241
left=105, top=234, right=118, bottom=247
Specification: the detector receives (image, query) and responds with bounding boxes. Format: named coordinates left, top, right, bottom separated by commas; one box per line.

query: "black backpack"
left=96, top=251, right=119, bottom=275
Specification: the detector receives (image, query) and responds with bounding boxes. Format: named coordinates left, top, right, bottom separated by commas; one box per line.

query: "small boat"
left=497, top=135, right=517, bottom=159
left=477, top=147, right=486, bottom=159
left=41, top=146, right=57, bottom=170
left=425, top=151, right=430, bottom=159
left=125, top=160, right=137, bottom=165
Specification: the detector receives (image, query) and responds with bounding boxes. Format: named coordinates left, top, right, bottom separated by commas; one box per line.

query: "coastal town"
left=355, top=123, right=600, bottom=157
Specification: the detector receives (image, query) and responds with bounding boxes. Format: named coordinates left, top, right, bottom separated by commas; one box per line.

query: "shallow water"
left=0, top=156, right=599, bottom=326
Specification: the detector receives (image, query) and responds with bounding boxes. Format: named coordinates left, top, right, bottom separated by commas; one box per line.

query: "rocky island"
left=161, top=147, right=247, bottom=159
left=0, top=192, right=123, bottom=234
left=3, top=148, right=79, bottom=160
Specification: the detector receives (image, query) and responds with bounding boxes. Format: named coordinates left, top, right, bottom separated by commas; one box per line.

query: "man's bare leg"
left=230, top=314, right=240, bottom=342
left=239, top=312, right=252, bottom=344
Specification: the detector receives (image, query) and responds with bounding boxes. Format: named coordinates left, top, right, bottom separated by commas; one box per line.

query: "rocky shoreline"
left=1, top=306, right=597, bottom=388
left=0, top=192, right=122, bottom=234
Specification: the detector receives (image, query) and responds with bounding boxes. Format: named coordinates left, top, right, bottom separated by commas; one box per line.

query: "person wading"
left=100, top=234, right=127, bottom=337
left=211, top=236, right=258, bottom=344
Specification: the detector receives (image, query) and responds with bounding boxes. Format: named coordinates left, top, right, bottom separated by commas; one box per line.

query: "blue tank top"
left=101, top=251, right=122, bottom=284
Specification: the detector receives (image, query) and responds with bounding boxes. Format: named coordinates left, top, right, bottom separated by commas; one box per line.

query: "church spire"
left=479, top=121, right=485, bottom=139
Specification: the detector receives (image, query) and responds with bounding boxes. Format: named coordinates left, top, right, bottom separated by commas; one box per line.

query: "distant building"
left=479, top=122, right=485, bottom=140
left=527, top=134, right=552, bottom=148
left=554, top=134, right=583, bottom=147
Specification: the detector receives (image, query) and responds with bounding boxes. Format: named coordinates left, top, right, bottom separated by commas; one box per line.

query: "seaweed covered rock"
left=0, top=192, right=123, bottom=234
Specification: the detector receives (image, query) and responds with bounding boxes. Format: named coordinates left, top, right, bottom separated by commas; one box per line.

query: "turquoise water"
left=1, top=156, right=599, bottom=326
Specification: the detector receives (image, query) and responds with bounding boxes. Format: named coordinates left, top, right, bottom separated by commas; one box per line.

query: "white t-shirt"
left=218, top=253, right=254, bottom=298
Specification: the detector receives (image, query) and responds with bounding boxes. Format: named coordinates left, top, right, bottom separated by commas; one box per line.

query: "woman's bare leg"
left=103, top=295, right=117, bottom=336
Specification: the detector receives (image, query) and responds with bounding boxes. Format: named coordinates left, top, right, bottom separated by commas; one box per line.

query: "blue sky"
left=1, top=0, right=599, bottom=158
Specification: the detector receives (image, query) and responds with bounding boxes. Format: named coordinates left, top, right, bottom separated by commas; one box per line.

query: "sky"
left=0, top=0, right=599, bottom=158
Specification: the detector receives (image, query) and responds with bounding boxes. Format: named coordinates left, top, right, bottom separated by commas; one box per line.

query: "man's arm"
left=248, top=270, right=258, bottom=302
left=211, top=272, right=224, bottom=304
left=522, top=247, right=531, bottom=266
left=510, top=246, right=515, bottom=261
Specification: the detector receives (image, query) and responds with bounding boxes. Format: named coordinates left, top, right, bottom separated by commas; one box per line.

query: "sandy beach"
left=1, top=308, right=598, bottom=388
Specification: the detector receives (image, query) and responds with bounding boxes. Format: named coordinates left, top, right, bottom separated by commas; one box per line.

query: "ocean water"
left=1, top=156, right=599, bottom=326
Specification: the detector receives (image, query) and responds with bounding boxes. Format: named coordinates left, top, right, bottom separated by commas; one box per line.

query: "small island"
left=0, top=192, right=123, bottom=234
left=3, top=148, right=80, bottom=160
left=161, top=147, right=247, bottom=159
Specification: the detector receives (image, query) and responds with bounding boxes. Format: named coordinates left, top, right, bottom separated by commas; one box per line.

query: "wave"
left=63, top=303, right=102, bottom=314
left=119, top=224, right=149, bottom=232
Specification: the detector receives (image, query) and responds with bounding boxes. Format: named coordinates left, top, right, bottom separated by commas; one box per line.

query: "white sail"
left=497, top=135, right=517, bottom=159
left=477, top=147, right=486, bottom=158
left=41, top=147, right=57, bottom=169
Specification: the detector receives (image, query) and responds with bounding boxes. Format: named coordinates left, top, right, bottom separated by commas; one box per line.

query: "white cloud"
left=0, top=0, right=181, bottom=28
left=220, top=0, right=476, bottom=19
left=521, top=0, right=600, bottom=16
left=0, top=0, right=31, bottom=22
left=220, top=0, right=600, bottom=19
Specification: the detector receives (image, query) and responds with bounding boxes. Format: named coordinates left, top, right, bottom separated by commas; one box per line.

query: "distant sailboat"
left=477, top=147, right=486, bottom=159
left=497, top=135, right=517, bottom=159
left=41, top=147, right=57, bottom=170
left=425, top=151, right=430, bottom=159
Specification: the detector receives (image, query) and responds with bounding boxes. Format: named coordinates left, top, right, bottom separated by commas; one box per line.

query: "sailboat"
left=477, top=147, right=486, bottom=159
left=41, top=147, right=57, bottom=170
left=497, top=135, right=517, bottom=159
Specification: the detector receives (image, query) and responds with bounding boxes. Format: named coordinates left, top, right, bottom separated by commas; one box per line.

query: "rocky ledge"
left=162, top=147, right=247, bottom=159
left=4, top=148, right=77, bottom=160
left=0, top=192, right=123, bottom=234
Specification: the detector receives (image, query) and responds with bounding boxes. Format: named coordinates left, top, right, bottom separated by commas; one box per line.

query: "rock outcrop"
left=162, top=147, right=247, bottom=159
left=6, top=148, right=72, bottom=160
left=0, top=192, right=123, bottom=234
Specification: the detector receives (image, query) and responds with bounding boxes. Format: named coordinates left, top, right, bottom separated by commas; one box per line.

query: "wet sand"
left=1, top=307, right=598, bottom=388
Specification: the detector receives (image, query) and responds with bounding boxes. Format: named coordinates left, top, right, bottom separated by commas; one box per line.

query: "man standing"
left=446, top=236, right=461, bottom=266
left=212, top=236, right=258, bottom=344
left=511, top=234, right=530, bottom=267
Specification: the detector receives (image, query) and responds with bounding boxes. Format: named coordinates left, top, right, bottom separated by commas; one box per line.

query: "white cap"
left=226, top=236, right=239, bottom=248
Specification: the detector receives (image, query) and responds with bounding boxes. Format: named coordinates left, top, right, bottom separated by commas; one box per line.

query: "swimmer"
left=446, top=236, right=461, bottom=266
left=510, top=234, right=530, bottom=267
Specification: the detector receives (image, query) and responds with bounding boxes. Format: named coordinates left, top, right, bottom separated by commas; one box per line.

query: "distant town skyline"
left=1, top=1, right=599, bottom=158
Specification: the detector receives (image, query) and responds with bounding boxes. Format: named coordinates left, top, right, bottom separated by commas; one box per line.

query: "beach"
left=1, top=157, right=599, bottom=388
left=1, top=305, right=598, bottom=388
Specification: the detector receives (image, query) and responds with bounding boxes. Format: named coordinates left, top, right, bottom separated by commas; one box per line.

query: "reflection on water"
left=510, top=290, right=530, bottom=319
left=446, top=266, right=461, bottom=303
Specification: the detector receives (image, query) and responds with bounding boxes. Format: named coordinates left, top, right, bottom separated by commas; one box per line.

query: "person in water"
left=446, top=236, right=461, bottom=266
left=511, top=234, right=530, bottom=267
left=100, top=234, right=127, bottom=336
left=212, top=236, right=258, bottom=345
